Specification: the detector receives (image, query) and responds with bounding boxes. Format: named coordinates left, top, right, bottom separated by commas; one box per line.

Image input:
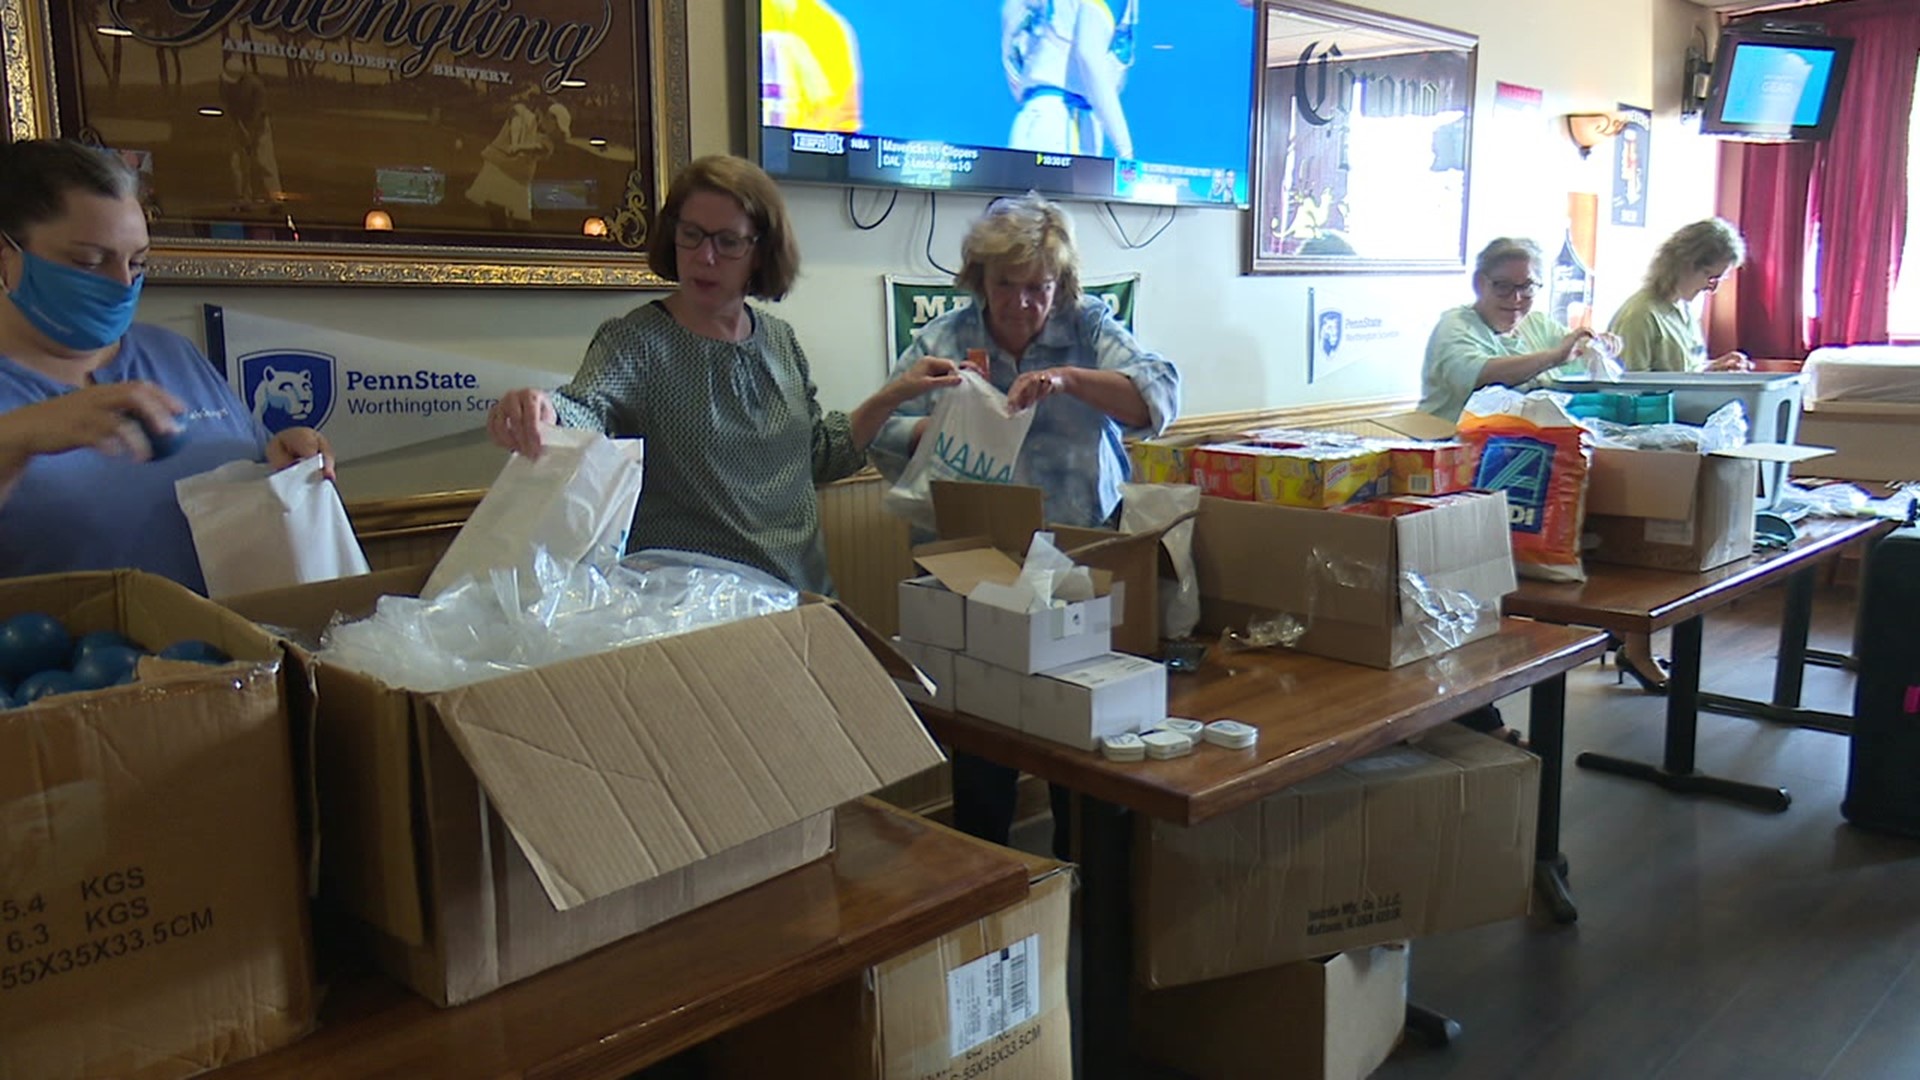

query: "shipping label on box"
left=704, top=857, right=1074, bottom=1080
left=1136, top=726, right=1537, bottom=988
left=1020, top=653, right=1167, bottom=750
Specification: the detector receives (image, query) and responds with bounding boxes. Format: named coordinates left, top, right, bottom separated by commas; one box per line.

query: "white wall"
left=134, top=0, right=1721, bottom=500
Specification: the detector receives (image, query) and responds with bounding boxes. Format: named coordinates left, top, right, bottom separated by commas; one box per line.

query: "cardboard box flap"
left=223, top=564, right=431, bottom=635
left=428, top=604, right=944, bottom=911
left=1587, top=447, right=1705, bottom=519
left=913, top=542, right=1025, bottom=597
left=1368, top=411, right=1458, bottom=441
left=1391, top=493, right=1518, bottom=613
left=1710, top=442, right=1834, bottom=464
left=931, top=480, right=1046, bottom=552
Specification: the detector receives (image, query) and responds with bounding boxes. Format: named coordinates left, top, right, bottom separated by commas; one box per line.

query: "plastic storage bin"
left=1548, top=371, right=1807, bottom=507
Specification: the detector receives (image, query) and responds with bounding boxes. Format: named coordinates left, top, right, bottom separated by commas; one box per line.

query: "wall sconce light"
left=582, top=216, right=609, bottom=237
left=363, top=209, right=393, bottom=231
left=1565, top=113, right=1627, bottom=158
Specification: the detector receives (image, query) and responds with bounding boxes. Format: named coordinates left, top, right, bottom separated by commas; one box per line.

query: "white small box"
left=965, top=591, right=1115, bottom=675
left=898, top=575, right=967, bottom=650
left=955, top=654, right=1025, bottom=729
left=890, top=637, right=956, bottom=711
left=1020, top=653, right=1168, bottom=751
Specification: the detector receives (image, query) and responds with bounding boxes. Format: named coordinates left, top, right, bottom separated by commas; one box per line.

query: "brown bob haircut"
left=646, top=155, right=800, bottom=301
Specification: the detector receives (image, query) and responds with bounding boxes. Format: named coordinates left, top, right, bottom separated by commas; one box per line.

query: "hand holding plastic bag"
left=175, top=455, right=370, bottom=598
left=884, top=370, right=1035, bottom=532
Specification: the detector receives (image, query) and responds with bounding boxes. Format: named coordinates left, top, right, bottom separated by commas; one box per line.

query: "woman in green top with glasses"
left=1418, top=237, right=1619, bottom=421
left=486, top=155, right=959, bottom=595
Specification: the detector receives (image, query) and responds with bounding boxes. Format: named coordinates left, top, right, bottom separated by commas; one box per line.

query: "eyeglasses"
left=1486, top=279, right=1540, bottom=300
left=672, top=219, right=757, bottom=259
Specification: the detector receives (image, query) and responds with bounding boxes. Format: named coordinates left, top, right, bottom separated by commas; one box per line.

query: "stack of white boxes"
left=893, top=556, right=1168, bottom=751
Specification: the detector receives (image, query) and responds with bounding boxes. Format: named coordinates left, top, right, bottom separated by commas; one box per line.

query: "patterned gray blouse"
left=549, top=300, right=865, bottom=594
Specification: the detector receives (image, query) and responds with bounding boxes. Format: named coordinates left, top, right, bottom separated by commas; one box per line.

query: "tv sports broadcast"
left=758, top=0, right=1257, bottom=208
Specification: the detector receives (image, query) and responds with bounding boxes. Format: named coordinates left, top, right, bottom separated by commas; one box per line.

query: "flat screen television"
left=1700, top=27, right=1853, bottom=141
left=754, top=0, right=1257, bottom=208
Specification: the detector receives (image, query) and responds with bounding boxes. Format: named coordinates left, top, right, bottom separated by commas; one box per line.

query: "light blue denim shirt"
left=871, top=294, right=1180, bottom=527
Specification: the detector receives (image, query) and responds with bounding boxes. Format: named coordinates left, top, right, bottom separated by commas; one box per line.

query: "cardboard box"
left=892, top=636, right=957, bottom=711
left=1134, top=944, right=1410, bottom=1080
left=914, top=532, right=1116, bottom=677
left=222, top=565, right=944, bottom=1005
left=927, top=480, right=1170, bottom=657
left=1379, top=440, right=1475, bottom=496
left=1584, top=443, right=1829, bottom=571
left=898, top=575, right=967, bottom=650
left=1129, top=429, right=1251, bottom=485
left=1020, top=652, right=1168, bottom=750
left=704, top=852, right=1073, bottom=1080
left=955, top=653, right=1025, bottom=729
left=0, top=571, right=314, bottom=1080
left=1192, top=490, right=1517, bottom=669
left=1135, top=726, right=1537, bottom=988
left=1190, top=443, right=1386, bottom=509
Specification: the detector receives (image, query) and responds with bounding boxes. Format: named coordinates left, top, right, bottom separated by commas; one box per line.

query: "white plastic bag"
left=1120, top=481, right=1201, bottom=640
left=1573, top=336, right=1625, bottom=382
left=175, top=455, right=370, bottom=599
left=884, top=370, right=1035, bottom=532
left=425, top=429, right=644, bottom=602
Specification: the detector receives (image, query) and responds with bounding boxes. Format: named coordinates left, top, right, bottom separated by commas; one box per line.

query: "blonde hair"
left=647, top=155, right=800, bottom=301
left=1473, top=237, right=1543, bottom=283
left=954, top=193, right=1082, bottom=310
left=1645, top=218, right=1746, bottom=299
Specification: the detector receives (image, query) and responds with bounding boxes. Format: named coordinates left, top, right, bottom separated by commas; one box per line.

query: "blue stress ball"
left=71, top=629, right=142, bottom=666
left=0, top=613, right=73, bottom=684
left=16, top=670, right=80, bottom=704
left=71, top=645, right=142, bottom=690
left=158, top=639, right=230, bottom=665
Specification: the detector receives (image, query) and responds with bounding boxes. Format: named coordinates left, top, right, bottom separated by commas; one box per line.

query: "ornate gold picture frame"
left=1, top=0, right=690, bottom=287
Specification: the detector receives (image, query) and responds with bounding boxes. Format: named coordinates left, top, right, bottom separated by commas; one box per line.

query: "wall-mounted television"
left=754, top=0, right=1257, bottom=209
left=1699, top=26, right=1853, bottom=142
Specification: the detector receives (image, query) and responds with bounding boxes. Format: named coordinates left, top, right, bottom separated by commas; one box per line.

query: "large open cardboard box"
left=1135, top=726, right=1536, bottom=989
left=1585, top=443, right=1831, bottom=571
left=1191, top=490, right=1516, bottom=669
left=0, top=571, right=314, bottom=1080
left=704, top=850, right=1073, bottom=1080
left=223, top=565, right=945, bottom=1005
left=928, top=480, right=1175, bottom=656
left=1134, top=944, right=1410, bottom=1080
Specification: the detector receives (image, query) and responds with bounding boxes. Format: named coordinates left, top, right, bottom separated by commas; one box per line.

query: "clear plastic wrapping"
left=1217, top=546, right=1498, bottom=659
left=319, top=548, right=799, bottom=692
left=1582, top=400, right=1749, bottom=453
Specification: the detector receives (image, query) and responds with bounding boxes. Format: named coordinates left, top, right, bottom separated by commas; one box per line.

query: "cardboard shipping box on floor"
left=1134, top=943, right=1410, bottom=1080
left=704, top=851, right=1073, bottom=1080
left=929, top=479, right=1175, bottom=657
left=222, top=564, right=945, bottom=1006
left=1192, top=489, right=1516, bottom=669
left=1135, top=725, right=1537, bottom=989
left=1584, top=444, right=1830, bottom=571
left=0, top=571, right=314, bottom=1080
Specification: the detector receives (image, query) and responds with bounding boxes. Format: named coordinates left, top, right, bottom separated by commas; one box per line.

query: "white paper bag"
left=1120, top=481, right=1202, bottom=640
left=425, top=429, right=645, bottom=602
left=175, top=455, right=371, bottom=599
left=884, top=370, right=1035, bottom=532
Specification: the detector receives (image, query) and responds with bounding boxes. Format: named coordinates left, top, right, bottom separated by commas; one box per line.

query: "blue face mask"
left=3, top=236, right=142, bottom=351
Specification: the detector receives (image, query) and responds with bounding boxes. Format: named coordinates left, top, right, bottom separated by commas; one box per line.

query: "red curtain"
left=1730, top=141, right=1817, bottom=357
left=1808, top=0, right=1920, bottom=346
left=1722, top=0, right=1920, bottom=352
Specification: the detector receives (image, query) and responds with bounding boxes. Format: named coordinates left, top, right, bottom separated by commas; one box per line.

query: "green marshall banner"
left=883, top=273, right=1141, bottom=371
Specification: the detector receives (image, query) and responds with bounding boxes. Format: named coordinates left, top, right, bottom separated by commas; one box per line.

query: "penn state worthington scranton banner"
left=883, top=274, right=1140, bottom=370
left=206, top=306, right=562, bottom=461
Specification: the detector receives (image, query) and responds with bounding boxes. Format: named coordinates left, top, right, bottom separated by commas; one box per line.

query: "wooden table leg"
left=1529, top=672, right=1577, bottom=923
left=1078, top=795, right=1136, bottom=1079
left=1577, top=615, right=1793, bottom=812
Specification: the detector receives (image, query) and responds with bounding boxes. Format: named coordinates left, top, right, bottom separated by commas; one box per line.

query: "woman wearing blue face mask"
left=0, top=139, right=332, bottom=592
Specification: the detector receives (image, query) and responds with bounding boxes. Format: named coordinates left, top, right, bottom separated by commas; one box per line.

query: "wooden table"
left=921, top=619, right=1607, bottom=1079
left=1505, top=516, right=1890, bottom=812
left=208, top=799, right=1031, bottom=1080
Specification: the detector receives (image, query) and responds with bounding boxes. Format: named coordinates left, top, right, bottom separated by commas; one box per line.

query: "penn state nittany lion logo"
left=239, top=350, right=336, bottom=434
left=1318, top=310, right=1344, bottom=356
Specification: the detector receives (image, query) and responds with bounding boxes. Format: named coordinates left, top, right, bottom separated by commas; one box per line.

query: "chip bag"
left=1456, top=387, right=1591, bottom=583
